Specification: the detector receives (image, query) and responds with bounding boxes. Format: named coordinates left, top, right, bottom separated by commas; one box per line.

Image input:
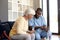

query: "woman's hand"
left=27, top=30, right=35, bottom=34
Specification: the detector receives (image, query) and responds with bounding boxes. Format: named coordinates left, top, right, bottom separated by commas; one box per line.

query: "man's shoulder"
left=39, top=16, right=44, bottom=19
left=40, top=16, right=44, bottom=17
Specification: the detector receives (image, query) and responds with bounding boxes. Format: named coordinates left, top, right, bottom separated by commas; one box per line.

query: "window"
left=49, top=0, right=58, bottom=33
left=41, top=0, right=58, bottom=33
left=8, top=0, right=34, bottom=21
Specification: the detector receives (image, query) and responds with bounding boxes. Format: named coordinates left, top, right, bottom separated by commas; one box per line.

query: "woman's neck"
left=23, top=15, right=28, bottom=20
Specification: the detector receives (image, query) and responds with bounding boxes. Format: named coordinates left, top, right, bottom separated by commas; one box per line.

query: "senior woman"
left=9, top=8, right=35, bottom=40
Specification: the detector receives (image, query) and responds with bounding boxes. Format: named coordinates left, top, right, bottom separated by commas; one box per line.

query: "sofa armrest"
left=0, top=36, right=1, bottom=40
left=3, top=31, right=11, bottom=40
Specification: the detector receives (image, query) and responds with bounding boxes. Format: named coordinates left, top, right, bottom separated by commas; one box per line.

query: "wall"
left=0, top=0, right=8, bottom=22
left=33, top=0, right=40, bottom=10
left=0, top=0, right=1, bottom=19
left=0, top=0, right=40, bottom=22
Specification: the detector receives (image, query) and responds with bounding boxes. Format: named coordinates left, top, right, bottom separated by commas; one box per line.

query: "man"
left=9, top=8, right=35, bottom=40
left=29, top=8, right=48, bottom=40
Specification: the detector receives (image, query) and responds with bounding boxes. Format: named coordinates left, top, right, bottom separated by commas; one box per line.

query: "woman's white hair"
left=24, top=8, right=35, bottom=15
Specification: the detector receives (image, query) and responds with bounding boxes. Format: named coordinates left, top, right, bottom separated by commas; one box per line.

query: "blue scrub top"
left=28, top=16, right=46, bottom=33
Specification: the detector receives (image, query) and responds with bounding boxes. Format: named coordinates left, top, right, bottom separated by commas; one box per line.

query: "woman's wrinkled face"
left=28, top=14, right=33, bottom=20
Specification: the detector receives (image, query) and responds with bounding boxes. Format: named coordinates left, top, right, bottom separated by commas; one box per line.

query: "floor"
left=47, top=35, right=60, bottom=40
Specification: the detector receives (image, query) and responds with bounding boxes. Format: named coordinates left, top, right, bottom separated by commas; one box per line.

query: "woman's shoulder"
left=16, top=16, right=24, bottom=22
left=18, top=16, right=23, bottom=19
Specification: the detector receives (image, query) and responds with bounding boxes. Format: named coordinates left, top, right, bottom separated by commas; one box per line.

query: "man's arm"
left=34, top=25, right=47, bottom=30
left=28, top=26, right=44, bottom=30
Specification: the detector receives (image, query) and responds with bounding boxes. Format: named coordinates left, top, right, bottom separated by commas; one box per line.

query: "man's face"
left=35, top=11, right=42, bottom=18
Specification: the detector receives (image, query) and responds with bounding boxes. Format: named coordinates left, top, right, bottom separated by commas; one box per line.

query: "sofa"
left=0, top=21, right=34, bottom=40
left=0, top=21, right=15, bottom=40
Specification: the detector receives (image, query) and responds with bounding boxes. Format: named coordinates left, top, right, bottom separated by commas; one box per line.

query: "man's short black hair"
left=36, top=8, right=42, bottom=12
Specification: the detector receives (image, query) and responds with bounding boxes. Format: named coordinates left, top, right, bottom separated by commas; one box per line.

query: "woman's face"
left=28, top=14, right=33, bottom=20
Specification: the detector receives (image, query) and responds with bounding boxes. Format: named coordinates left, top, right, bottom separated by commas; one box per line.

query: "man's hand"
left=34, top=26, right=47, bottom=30
left=43, top=27, right=48, bottom=32
left=34, top=26, right=44, bottom=30
left=34, top=27, right=40, bottom=30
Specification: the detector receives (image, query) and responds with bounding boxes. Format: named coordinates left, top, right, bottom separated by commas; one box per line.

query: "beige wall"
left=33, top=0, right=40, bottom=10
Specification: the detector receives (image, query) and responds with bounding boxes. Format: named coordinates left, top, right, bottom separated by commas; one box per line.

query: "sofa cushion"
left=7, top=21, right=15, bottom=30
left=1, top=21, right=15, bottom=30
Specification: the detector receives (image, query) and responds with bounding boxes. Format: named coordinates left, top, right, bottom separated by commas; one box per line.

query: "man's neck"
left=34, top=15, right=39, bottom=19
